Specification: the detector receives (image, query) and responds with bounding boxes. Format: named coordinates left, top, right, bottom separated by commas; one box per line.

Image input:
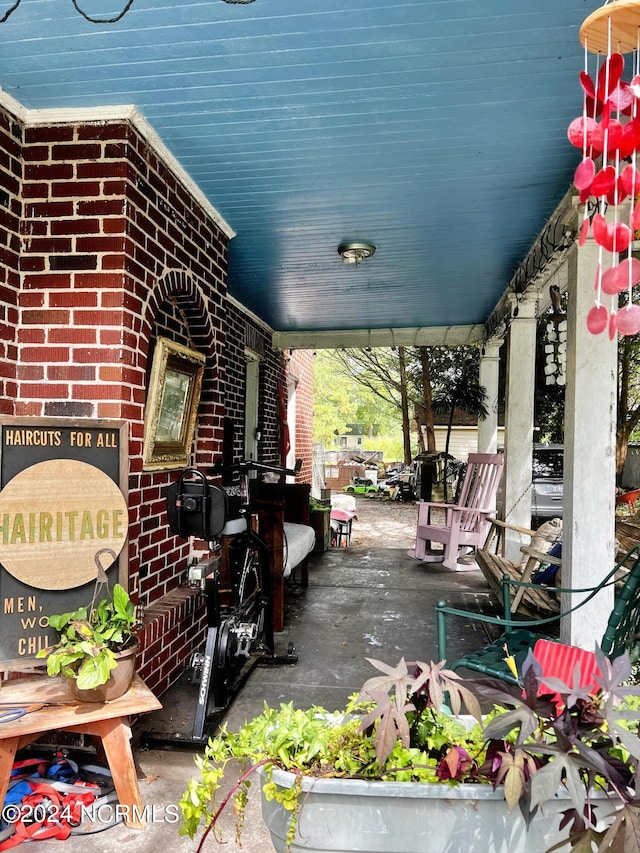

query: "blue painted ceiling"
left=0, top=0, right=602, bottom=335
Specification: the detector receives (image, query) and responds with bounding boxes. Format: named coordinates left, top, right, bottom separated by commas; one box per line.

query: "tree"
left=312, top=351, right=356, bottom=446
left=617, top=331, right=640, bottom=482
left=431, top=356, right=489, bottom=459
left=408, top=347, right=480, bottom=452
left=330, top=347, right=419, bottom=462
left=316, top=346, right=486, bottom=466
left=418, top=347, right=436, bottom=453
left=312, top=350, right=405, bottom=455
left=398, top=346, right=412, bottom=465
left=430, top=354, right=488, bottom=501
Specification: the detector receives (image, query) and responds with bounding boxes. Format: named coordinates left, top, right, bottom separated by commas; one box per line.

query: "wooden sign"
left=0, top=418, right=128, bottom=667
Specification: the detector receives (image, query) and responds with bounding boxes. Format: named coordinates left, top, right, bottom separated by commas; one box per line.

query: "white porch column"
left=561, top=240, right=617, bottom=647
left=478, top=341, right=503, bottom=454
left=503, top=292, right=537, bottom=559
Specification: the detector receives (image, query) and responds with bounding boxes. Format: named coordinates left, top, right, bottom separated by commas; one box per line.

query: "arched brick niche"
left=132, top=270, right=222, bottom=593
left=133, top=269, right=225, bottom=695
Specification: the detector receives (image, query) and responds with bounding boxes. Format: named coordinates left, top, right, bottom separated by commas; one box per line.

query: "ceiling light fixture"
left=337, top=241, right=376, bottom=265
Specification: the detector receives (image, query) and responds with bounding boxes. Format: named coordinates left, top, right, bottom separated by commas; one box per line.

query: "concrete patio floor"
left=23, top=504, right=500, bottom=852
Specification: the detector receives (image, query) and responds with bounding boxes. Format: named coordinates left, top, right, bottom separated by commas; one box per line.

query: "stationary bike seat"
left=220, top=494, right=247, bottom=536
left=220, top=516, right=247, bottom=536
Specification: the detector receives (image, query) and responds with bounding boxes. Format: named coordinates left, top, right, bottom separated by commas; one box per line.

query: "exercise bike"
left=164, top=458, right=300, bottom=741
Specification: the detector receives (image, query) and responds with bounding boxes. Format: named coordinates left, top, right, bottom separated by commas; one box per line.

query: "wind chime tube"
left=611, top=23, right=623, bottom=334
left=628, top=36, right=640, bottom=307
left=596, top=24, right=612, bottom=312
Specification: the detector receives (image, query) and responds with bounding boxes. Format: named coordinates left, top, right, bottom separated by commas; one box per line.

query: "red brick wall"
left=0, top=112, right=21, bottom=416
left=0, top=98, right=314, bottom=696
left=288, top=349, right=314, bottom=484
left=225, top=301, right=289, bottom=467
left=0, top=105, right=230, bottom=692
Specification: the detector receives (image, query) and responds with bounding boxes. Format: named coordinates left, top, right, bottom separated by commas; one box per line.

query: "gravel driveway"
left=340, top=494, right=419, bottom=549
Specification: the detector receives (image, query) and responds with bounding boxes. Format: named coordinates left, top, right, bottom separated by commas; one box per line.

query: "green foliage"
left=430, top=353, right=488, bottom=458
left=36, top=583, right=139, bottom=690
left=362, top=432, right=406, bottom=466
left=181, top=648, right=640, bottom=852
left=313, top=350, right=402, bottom=447
left=314, top=346, right=484, bottom=460
left=534, top=308, right=565, bottom=443
left=617, top=327, right=640, bottom=476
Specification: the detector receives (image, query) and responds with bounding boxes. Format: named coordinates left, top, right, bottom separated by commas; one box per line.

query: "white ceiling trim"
left=272, top=325, right=484, bottom=351
left=0, top=89, right=235, bottom=240
left=227, top=293, right=274, bottom=335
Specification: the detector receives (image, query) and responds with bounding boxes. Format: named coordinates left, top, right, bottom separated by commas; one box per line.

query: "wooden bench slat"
left=476, top=550, right=560, bottom=617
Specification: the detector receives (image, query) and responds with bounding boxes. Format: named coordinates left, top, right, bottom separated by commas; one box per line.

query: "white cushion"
left=282, top=522, right=316, bottom=578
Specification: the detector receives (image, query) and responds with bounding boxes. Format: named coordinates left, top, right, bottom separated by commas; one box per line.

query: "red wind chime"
left=569, top=0, right=640, bottom=336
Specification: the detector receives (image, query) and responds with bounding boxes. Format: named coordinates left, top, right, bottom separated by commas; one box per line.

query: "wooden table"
left=0, top=673, right=162, bottom=829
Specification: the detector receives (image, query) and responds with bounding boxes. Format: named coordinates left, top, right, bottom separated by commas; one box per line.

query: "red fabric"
left=532, top=639, right=601, bottom=711
left=278, top=381, right=290, bottom=463
left=0, top=781, right=98, bottom=849
left=330, top=509, right=357, bottom=522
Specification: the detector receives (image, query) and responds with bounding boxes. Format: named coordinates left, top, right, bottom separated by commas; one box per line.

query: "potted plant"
left=179, top=648, right=640, bottom=853
left=36, top=581, right=140, bottom=702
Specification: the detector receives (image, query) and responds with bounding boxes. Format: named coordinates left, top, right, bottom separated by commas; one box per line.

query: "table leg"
left=90, top=718, right=144, bottom=829
left=0, top=736, right=19, bottom=808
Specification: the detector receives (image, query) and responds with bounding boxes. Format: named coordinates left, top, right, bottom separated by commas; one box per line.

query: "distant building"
left=334, top=423, right=379, bottom=450
left=323, top=446, right=383, bottom=492
left=416, top=406, right=504, bottom=461
left=428, top=425, right=505, bottom=460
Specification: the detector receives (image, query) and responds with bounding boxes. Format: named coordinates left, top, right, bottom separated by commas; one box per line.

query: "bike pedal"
left=257, top=647, right=298, bottom=667
left=189, top=651, right=204, bottom=683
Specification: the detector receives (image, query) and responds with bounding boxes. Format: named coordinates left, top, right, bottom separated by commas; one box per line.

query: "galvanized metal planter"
left=261, top=766, right=601, bottom=853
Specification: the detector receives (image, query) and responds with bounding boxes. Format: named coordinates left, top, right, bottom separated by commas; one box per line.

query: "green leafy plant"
left=37, top=583, right=139, bottom=690
left=180, top=649, right=640, bottom=852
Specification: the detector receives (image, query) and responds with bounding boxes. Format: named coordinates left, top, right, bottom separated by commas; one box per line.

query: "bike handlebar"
left=210, top=458, right=302, bottom=478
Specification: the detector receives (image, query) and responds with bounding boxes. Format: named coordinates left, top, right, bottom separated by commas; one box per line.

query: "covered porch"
left=54, top=497, right=503, bottom=850
left=0, top=0, right=630, bottom=657
left=0, top=5, right=638, bottom=837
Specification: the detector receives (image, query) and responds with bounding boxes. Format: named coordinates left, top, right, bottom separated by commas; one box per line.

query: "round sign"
left=0, top=459, right=128, bottom=590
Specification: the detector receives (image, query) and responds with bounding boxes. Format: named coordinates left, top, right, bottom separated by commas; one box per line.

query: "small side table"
left=330, top=508, right=356, bottom=547
left=0, top=673, right=161, bottom=829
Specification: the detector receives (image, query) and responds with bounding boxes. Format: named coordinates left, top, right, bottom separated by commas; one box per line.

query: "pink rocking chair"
left=407, top=452, right=504, bottom=571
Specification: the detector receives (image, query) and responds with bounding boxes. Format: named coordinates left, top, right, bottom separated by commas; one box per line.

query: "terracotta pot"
left=71, top=640, right=139, bottom=703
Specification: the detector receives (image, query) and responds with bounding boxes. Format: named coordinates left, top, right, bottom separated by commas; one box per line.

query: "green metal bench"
left=435, top=544, right=640, bottom=685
